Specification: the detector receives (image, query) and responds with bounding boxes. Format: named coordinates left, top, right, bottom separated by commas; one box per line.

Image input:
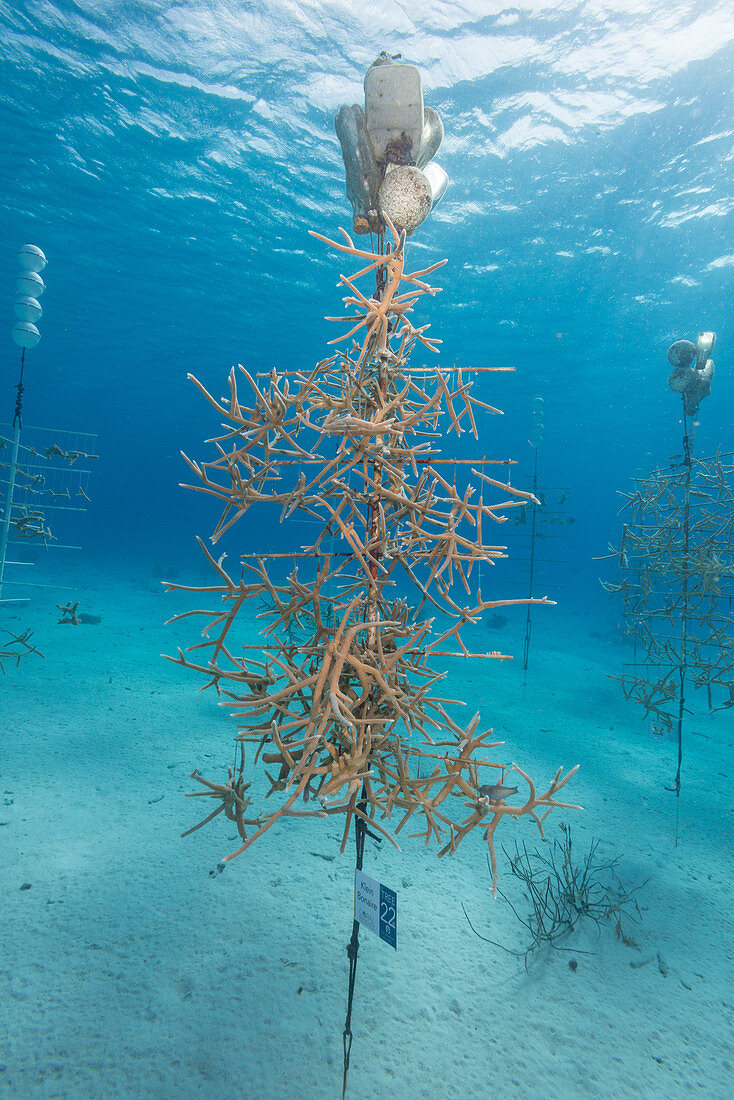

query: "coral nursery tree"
left=165, top=215, right=578, bottom=1091
left=602, top=450, right=734, bottom=831
left=167, top=218, right=578, bottom=883
left=602, top=334, right=734, bottom=839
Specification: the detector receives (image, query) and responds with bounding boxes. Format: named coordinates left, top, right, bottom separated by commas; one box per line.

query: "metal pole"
left=666, top=403, right=693, bottom=844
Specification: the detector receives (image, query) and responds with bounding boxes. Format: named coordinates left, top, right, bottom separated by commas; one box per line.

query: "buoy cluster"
left=11, top=244, right=47, bottom=350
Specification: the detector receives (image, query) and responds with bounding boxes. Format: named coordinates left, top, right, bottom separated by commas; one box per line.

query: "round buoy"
left=16, top=270, right=45, bottom=298
left=12, top=321, right=42, bottom=349
left=17, top=244, right=47, bottom=273
left=13, top=295, right=42, bottom=324
left=667, top=339, right=696, bottom=370
left=378, top=166, right=433, bottom=235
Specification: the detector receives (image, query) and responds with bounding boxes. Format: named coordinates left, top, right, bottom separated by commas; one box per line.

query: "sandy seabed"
left=1, top=561, right=733, bottom=1100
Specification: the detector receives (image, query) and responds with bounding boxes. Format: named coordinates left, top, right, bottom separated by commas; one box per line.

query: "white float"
left=17, top=244, right=47, bottom=273
left=11, top=321, right=41, bottom=349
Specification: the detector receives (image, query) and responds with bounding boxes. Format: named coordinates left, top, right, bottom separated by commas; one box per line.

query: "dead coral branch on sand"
left=0, top=627, right=44, bottom=672
left=166, top=220, right=579, bottom=892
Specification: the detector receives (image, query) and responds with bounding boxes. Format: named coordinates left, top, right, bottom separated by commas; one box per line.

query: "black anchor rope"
left=341, top=782, right=383, bottom=1100
left=341, top=785, right=366, bottom=1100
left=13, top=347, right=26, bottom=429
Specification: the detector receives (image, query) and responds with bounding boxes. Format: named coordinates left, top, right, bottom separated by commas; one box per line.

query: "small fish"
left=478, top=783, right=519, bottom=802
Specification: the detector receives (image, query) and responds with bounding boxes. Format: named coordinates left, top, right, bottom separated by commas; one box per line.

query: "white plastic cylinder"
left=364, top=58, right=423, bottom=164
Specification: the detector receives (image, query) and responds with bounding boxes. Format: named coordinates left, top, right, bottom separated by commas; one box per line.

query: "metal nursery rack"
left=500, top=400, right=573, bottom=675
left=0, top=422, right=98, bottom=604
left=513, top=478, right=572, bottom=667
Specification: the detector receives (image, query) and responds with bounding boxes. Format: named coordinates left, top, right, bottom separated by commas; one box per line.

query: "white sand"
left=2, top=565, right=733, bottom=1099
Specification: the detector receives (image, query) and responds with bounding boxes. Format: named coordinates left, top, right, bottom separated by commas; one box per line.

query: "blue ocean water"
left=1, top=3, right=733, bottom=1098
left=1, top=0, right=731, bottom=587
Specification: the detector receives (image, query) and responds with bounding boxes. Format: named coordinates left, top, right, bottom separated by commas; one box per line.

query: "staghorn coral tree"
left=165, top=218, right=579, bottom=894
left=601, top=332, right=732, bottom=839
left=602, top=450, right=734, bottom=830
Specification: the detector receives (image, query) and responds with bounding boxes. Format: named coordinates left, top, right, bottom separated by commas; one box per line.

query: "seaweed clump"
left=464, top=823, right=646, bottom=966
